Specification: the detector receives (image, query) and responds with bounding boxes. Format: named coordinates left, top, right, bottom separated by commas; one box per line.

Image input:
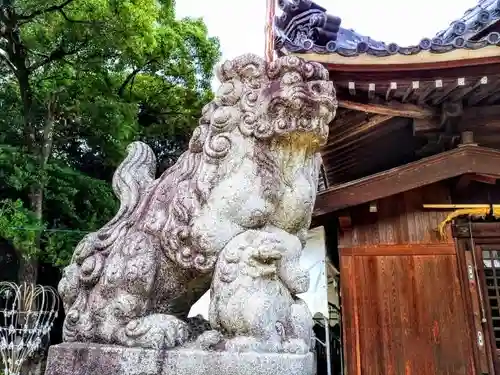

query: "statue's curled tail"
left=60, top=142, right=157, bottom=311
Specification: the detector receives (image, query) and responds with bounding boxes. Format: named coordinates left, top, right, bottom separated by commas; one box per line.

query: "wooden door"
left=456, top=240, right=495, bottom=374
left=475, top=244, right=500, bottom=374
left=341, top=244, right=476, bottom=375
left=454, top=221, right=500, bottom=374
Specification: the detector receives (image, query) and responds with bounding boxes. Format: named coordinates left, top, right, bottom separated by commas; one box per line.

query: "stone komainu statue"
left=207, top=229, right=315, bottom=353
left=58, top=54, right=337, bottom=350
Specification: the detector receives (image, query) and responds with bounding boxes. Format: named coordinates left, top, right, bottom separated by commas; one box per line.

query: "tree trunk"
left=18, top=100, right=55, bottom=375
left=17, top=256, right=38, bottom=285
left=17, top=97, right=55, bottom=286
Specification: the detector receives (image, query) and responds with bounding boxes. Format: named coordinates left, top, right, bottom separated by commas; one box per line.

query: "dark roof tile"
left=275, top=0, right=500, bottom=56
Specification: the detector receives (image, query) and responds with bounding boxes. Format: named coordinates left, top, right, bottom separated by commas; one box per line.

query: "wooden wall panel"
left=339, top=183, right=453, bottom=248
left=341, top=246, right=475, bottom=375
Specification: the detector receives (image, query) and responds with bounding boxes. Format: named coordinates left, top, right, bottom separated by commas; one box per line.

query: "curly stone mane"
left=136, top=56, right=270, bottom=272
left=57, top=53, right=337, bottom=351
left=69, top=53, right=335, bottom=288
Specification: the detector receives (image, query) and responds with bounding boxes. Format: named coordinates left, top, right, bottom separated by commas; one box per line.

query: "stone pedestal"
left=44, top=343, right=315, bottom=375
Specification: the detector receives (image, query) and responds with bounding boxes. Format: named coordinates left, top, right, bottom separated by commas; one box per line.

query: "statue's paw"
left=59, top=264, right=80, bottom=304
left=120, top=314, right=189, bottom=349
left=63, top=310, right=95, bottom=343
left=225, top=336, right=260, bottom=353
left=226, top=336, right=283, bottom=353
left=258, top=339, right=282, bottom=353
left=294, top=273, right=310, bottom=293
left=283, top=339, right=310, bottom=354
left=284, top=269, right=310, bottom=294
left=195, top=330, right=224, bottom=350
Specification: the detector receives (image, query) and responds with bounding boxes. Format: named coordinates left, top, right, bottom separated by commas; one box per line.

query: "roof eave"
left=275, top=0, right=500, bottom=69
left=312, top=145, right=500, bottom=218
left=285, top=45, right=500, bottom=72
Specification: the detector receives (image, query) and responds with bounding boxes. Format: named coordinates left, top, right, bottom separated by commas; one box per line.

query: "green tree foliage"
left=0, top=0, right=220, bottom=275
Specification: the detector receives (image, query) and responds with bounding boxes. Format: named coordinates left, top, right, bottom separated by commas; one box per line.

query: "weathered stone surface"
left=207, top=229, right=314, bottom=354
left=56, top=53, right=337, bottom=352
left=45, top=343, right=315, bottom=375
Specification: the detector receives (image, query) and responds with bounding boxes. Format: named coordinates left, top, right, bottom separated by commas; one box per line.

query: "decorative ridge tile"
left=275, top=0, right=500, bottom=57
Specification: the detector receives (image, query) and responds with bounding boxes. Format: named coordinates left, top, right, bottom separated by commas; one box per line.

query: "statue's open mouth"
left=259, top=264, right=278, bottom=277
left=265, top=82, right=336, bottom=147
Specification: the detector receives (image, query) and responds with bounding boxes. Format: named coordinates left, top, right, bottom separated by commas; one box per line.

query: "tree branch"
left=58, top=8, right=96, bottom=24
left=18, top=0, right=101, bottom=26
left=41, top=95, right=57, bottom=168
left=17, top=0, right=76, bottom=21
left=118, top=67, right=141, bottom=97
left=28, top=38, right=89, bottom=71
left=118, top=59, right=157, bottom=97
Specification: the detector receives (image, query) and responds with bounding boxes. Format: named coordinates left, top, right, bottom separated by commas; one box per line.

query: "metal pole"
left=264, top=0, right=276, bottom=62
left=324, top=316, right=332, bottom=375
left=339, top=309, right=344, bottom=375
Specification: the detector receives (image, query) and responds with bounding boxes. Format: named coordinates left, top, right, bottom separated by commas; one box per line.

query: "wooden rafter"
left=325, top=114, right=393, bottom=150
left=313, top=145, right=500, bottom=217
left=458, top=105, right=500, bottom=131
left=455, top=173, right=498, bottom=190
left=410, top=104, right=500, bottom=134
left=338, top=99, right=435, bottom=119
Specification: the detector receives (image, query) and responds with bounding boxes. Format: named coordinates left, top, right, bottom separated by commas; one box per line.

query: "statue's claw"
left=283, top=338, right=309, bottom=354
left=195, top=330, right=224, bottom=350
left=225, top=337, right=261, bottom=353
left=225, top=336, right=283, bottom=353
left=117, top=314, right=189, bottom=349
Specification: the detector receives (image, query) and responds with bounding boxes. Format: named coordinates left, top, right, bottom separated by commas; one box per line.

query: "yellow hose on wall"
left=438, top=207, right=491, bottom=237
left=425, top=204, right=500, bottom=238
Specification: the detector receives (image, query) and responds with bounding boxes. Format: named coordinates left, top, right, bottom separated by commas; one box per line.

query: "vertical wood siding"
left=339, top=183, right=453, bottom=248
left=341, top=249, right=475, bottom=375
left=339, top=183, right=475, bottom=374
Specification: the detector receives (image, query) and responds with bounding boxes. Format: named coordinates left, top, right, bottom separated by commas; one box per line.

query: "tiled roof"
left=274, top=0, right=500, bottom=57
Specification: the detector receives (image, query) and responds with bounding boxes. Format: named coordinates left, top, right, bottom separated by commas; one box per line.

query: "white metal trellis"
left=0, top=282, right=59, bottom=375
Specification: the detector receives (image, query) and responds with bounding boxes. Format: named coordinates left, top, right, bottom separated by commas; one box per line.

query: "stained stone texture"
left=48, top=52, right=337, bottom=375
left=56, top=52, right=337, bottom=352
left=45, top=343, right=315, bottom=375
left=209, top=229, right=314, bottom=354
